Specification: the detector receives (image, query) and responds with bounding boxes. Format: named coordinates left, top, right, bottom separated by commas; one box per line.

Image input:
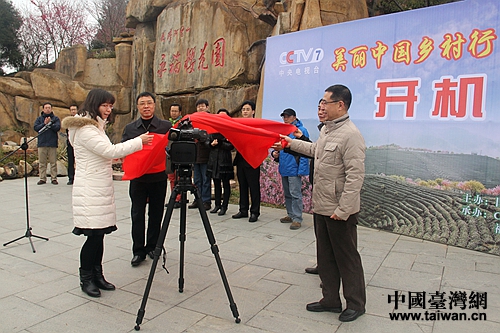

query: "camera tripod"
left=134, top=166, right=240, bottom=331
left=2, top=136, right=49, bottom=252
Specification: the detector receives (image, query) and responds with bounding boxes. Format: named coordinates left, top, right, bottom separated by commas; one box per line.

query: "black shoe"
left=210, top=206, right=221, bottom=214
left=218, top=207, right=227, bottom=216
left=305, top=266, right=319, bottom=274
left=203, top=202, right=211, bottom=210
left=232, top=212, right=248, bottom=219
left=249, top=214, right=258, bottom=222
left=173, top=201, right=181, bottom=209
left=131, top=254, right=145, bottom=266
left=188, top=201, right=198, bottom=209
left=148, top=251, right=154, bottom=259
left=339, top=309, right=365, bottom=322
left=67, top=180, right=73, bottom=185
left=306, top=302, right=342, bottom=313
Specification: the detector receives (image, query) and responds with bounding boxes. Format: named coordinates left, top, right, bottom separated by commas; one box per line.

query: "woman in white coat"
left=62, top=89, right=153, bottom=297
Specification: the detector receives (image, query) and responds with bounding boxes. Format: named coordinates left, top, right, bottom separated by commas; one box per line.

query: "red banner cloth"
left=122, top=112, right=295, bottom=180
left=186, top=112, right=296, bottom=168
left=122, top=133, right=169, bottom=180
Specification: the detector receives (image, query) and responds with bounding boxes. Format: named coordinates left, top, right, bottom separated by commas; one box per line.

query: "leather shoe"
left=37, top=180, right=46, bottom=185
left=131, top=255, right=145, bottom=266
left=305, top=266, right=319, bottom=274
left=173, top=201, right=181, bottom=209
left=232, top=212, right=248, bottom=219
left=147, top=251, right=154, bottom=259
left=306, top=302, right=342, bottom=313
left=188, top=201, right=198, bottom=209
left=210, top=206, right=220, bottom=214
left=218, top=207, right=227, bottom=216
left=248, top=214, right=258, bottom=222
left=203, top=202, right=211, bottom=210
left=339, top=308, right=365, bottom=322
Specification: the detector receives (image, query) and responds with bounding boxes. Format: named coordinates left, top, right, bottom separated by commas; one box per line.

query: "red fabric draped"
left=122, top=112, right=295, bottom=180
left=122, top=133, right=169, bottom=180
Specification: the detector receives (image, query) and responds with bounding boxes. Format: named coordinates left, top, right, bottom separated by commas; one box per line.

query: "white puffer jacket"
left=62, top=115, right=143, bottom=229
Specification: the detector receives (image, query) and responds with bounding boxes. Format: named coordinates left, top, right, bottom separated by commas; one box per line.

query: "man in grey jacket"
left=275, top=84, right=366, bottom=322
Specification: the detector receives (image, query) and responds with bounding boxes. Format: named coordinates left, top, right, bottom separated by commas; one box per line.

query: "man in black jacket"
left=232, top=100, right=261, bottom=222
left=122, top=92, right=172, bottom=267
left=34, top=102, right=61, bottom=185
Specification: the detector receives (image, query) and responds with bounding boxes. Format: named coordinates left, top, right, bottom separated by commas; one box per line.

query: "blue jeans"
left=282, top=176, right=303, bottom=223
left=194, top=163, right=211, bottom=203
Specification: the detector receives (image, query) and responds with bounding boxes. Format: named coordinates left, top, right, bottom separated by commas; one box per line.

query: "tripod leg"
left=193, top=190, right=241, bottom=323
left=134, top=188, right=178, bottom=331
left=178, top=191, right=187, bottom=293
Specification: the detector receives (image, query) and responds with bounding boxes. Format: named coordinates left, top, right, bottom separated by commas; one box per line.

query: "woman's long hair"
left=78, top=89, right=116, bottom=121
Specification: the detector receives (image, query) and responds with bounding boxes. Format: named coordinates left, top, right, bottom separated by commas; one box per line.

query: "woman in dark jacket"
left=206, top=109, right=235, bottom=215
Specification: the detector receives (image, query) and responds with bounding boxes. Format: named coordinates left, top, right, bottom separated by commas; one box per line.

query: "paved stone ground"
left=1, top=177, right=499, bottom=332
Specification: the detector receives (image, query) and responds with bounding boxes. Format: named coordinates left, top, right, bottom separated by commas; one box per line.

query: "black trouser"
left=129, top=179, right=167, bottom=256
left=213, top=177, right=231, bottom=208
left=236, top=164, right=260, bottom=216
left=315, top=213, right=366, bottom=312
left=80, top=234, right=104, bottom=270
left=67, top=141, right=75, bottom=181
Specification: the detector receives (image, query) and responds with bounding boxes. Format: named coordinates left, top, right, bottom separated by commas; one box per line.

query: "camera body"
left=166, top=119, right=208, bottom=173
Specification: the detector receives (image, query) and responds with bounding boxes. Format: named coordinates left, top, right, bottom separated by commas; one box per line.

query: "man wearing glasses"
left=122, top=92, right=172, bottom=267
left=274, top=85, right=366, bottom=322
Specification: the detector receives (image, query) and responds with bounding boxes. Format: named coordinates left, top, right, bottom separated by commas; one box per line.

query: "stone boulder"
left=30, top=69, right=88, bottom=107
left=55, top=44, right=88, bottom=80
left=0, top=77, right=35, bottom=99
left=154, top=0, right=273, bottom=95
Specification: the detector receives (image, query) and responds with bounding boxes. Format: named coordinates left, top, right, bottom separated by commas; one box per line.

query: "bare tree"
left=86, top=0, right=131, bottom=49
left=17, top=0, right=96, bottom=67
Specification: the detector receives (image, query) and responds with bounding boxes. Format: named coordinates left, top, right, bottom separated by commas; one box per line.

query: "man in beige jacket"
left=275, top=84, right=366, bottom=322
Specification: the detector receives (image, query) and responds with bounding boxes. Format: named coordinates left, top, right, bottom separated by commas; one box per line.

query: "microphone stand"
left=1, top=126, right=50, bottom=252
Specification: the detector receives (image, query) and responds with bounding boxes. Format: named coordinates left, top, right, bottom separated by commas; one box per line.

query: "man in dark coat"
left=34, top=102, right=61, bottom=185
left=122, top=92, right=172, bottom=267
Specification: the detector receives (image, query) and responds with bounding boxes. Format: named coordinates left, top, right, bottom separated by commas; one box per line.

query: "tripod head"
left=165, top=118, right=208, bottom=176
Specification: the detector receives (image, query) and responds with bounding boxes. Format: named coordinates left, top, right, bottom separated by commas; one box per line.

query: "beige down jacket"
left=62, top=115, right=143, bottom=229
left=289, top=113, right=365, bottom=220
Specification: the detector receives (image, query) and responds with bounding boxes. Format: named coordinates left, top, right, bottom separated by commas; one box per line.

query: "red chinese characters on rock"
left=330, top=28, right=497, bottom=71
left=157, top=38, right=226, bottom=77
left=161, top=26, right=192, bottom=43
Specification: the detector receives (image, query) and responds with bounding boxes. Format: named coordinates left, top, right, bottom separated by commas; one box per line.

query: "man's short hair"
left=136, top=92, right=156, bottom=104
left=195, top=99, right=209, bottom=107
left=241, top=100, right=255, bottom=110
left=170, top=103, right=182, bottom=111
left=325, top=85, right=352, bottom=110
left=42, top=102, right=52, bottom=108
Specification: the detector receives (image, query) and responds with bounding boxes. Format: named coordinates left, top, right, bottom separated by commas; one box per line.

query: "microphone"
left=39, top=119, right=53, bottom=133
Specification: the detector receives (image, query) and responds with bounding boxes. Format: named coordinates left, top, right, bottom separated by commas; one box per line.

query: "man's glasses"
left=319, top=99, right=341, bottom=105
left=138, top=101, right=154, bottom=107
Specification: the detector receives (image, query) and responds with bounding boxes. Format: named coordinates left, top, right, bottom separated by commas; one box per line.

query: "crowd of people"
left=50, top=83, right=366, bottom=322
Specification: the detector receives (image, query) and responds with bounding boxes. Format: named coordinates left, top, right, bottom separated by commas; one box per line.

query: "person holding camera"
left=34, top=102, right=61, bottom=185
left=206, top=109, right=235, bottom=216
left=121, top=92, right=172, bottom=267
left=62, top=89, right=154, bottom=298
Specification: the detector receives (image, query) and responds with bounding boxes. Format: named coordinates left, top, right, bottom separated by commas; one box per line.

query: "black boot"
left=93, top=265, right=116, bottom=290
left=218, top=207, right=227, bottom=216
left=79, top=268, right=101, bottom=297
